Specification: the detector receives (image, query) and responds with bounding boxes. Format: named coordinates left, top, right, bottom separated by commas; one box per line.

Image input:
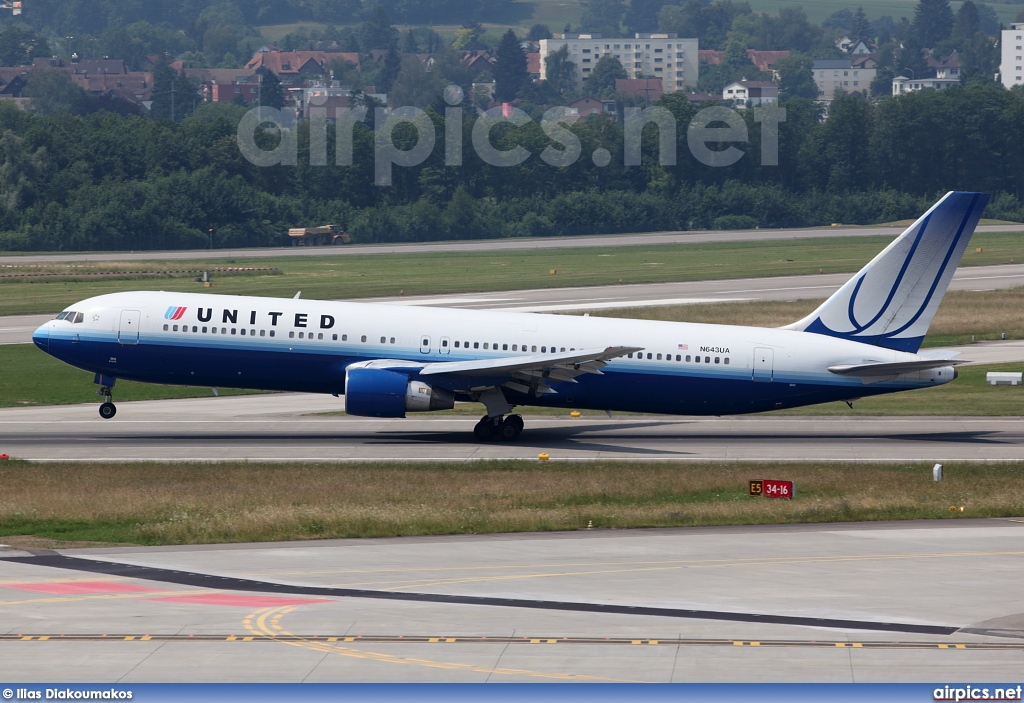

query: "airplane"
left=32, top=191, right=988, bottom=441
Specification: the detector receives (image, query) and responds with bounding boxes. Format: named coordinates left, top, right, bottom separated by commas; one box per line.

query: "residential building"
left=565, top=95, right=616, bottom=118
left=1001, top=23, right=1024, bottom=88
left=539, top=33, right=698, bottom=92
left=614, top=77, right=664, bottom=102
left=245, top=50, right=361, bottom=79
left=812, top=58, right=875, bottom=100
left=892, top=75, right=960, bottom=95
left=927, top=50, right=961, bottom=80
left=722, top=80, right=778, bottom=106
left=296, top=81, right=386, bottom=118
left=698, top=49, right=788, bottom=79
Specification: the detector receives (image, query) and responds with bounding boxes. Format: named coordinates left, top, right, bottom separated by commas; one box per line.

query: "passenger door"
left=118, top=310, right=141, bottom=345
left=752, top=347, right=773, bottom=382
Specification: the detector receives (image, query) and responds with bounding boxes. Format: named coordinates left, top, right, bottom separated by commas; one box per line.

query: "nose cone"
left=32, top=322, right=49, bottom=351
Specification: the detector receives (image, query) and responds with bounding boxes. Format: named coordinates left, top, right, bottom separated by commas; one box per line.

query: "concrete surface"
left=1, top=519, right=1023, bottom=682
left=1, top=394, right=1023, bottom=462
left=5, top=223, right=1023, bottom=265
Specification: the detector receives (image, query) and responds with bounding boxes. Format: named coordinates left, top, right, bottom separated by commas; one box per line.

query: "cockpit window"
left=55, top=311, right=69, bottom=320
left=73, top=312, right=84, bottom=323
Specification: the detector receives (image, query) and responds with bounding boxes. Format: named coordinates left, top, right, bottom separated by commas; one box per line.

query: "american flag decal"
left=677, top=343, right=688, bottom=350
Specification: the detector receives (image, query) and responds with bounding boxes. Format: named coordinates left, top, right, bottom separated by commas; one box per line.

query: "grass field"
left=1, top=460, right=1021, bottom=547
left=0, top=344, right=259, bottom=408
left=3, top=232, right=1023, bottom=317
left=256, top=1, right=1023, bottom=40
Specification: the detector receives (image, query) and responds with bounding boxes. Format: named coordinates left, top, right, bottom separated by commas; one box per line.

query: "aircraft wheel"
left=99, top=402, right=117, bottom=419
left=499, top=415, right=524, bottom=441
left=473, top=418, right=494, bottom=442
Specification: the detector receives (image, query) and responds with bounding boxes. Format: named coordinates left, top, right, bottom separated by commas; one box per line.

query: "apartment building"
left=539, top=33, right=698, bottom=92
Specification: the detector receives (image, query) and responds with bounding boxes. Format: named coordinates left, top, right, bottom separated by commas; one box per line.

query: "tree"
left=258, top=69, right=285, bottom=110
left=851, top=7, right=872, bottom=40
left=625, top=0, right=670, bottom=33
left=24, top=69, right=88, bottom=115
left=379, top=47, right=402, bottom=93
left=581, top=0, right=626, bottom=36
left=402, top=29, right=419, bottom=54
left=389, top=56, right=444, bottom=108
left=151, top=63, right=200, bottom=120
left=911, top=0, right=954, bottom=48
left=0, top=27, right=51, bottom=66
left=775, top=53, right=818, bottom=100
left=528, top=24, right=553, bottom=41
left=544, top=45, right=577, bottom=97
left=587, top=55, right=627, bottom=95
left=360, top=5, right=398, bottom=51
left=823, top=9, right=854, bottom=33
left=493, top=29, right=527, bottom=103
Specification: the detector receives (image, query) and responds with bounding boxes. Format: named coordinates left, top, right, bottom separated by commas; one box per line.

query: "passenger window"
left=494, top=342, right=498, bottom=349
left=173, top=325, right=178, bottom=331
left=715, top=357, right=720, bottom=364
left=331, top=333, right=336, bottom=340
left=686, top=355, right=691, bottom=362
left=512, top=344, right=517, bottom=351
left=531, top=345, right=537, bottom=352
left=474, top=342, right=479, bottom=349
left=560, top=347, right=565, bottom=352
left=541, top=346, right=546, bottom=353
left=193, top=326, right=198, bottom=332
left=442, top=339, right=448, bottom=347
left=484, top=343, right=489, bottom=349
left=163, top=324, right=168, bottom=331
left=390, top=337, right=395, bottom=343
left=656, top=353, right=662, bottom=360
left=203, top=327, right=208, bottom=333
left=695, top=356, right=700, bottom=363
left=724, top=358, right=730, bottom=365
left=502, top=344, right=508, bottom=350
left=250, top=329, right=255, bottom=336
left=240, top=329, right=246, bottom=336
left=231, top=328, right=237, bottom=335
left=627, top=353, right=633, bottom=358
left=705, top=356, right=710, bottom=363
left=381, top=336, right=386, bottom=343
left=289, top=331, right=295, bottom=338
left=269, top=331, right=275, bottom=337
left=318, top=333, right=323, bottom=340
left=675, top=355, right=680, bottom=361
left=454, top=341, right=460, bottom=347
left=261, top=330, right=266, bottom=337
left=297, top=331, right=303, bottom=338
left=646, top=353, right=652, bottom=359
left=342, top=334, right=348, bottom=341
left=361, top=335, right=367, bottom=342
left=221, top=327, right=227, bottom=334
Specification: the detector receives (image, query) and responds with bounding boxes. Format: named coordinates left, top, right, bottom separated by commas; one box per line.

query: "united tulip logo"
left=164, top=306, right=187, bottom=321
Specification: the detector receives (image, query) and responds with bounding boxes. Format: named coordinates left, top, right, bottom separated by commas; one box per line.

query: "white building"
left=812, top=59, right=876, bottom=101
left=891, top=76, right=959, bottom=96
left=722, top=80, right=778, bottom=107
left=538, top=33, right=698, bottom=92
left=1001, top=23, right=1024, bottom=89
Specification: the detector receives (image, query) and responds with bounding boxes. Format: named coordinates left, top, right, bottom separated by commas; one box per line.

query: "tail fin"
left=784, top=191, right=989, bottom=353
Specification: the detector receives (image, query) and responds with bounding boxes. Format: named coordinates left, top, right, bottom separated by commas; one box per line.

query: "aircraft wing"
left=415, top=347, right=638, bottom=397
left=828, top=358, right=968, bottom=377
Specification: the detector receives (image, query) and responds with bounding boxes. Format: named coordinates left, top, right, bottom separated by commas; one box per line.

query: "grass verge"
left=2, top=232, right=1022, bottom=316
left=0, top=460, right=1021, bottom=547
left=0, top=344, right=261, bottom=408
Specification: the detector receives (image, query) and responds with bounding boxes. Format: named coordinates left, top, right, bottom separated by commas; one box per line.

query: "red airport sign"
left=749, top=479, right=794, bottom=499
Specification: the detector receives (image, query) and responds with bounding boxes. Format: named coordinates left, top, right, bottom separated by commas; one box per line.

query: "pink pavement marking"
left=147, top=594, right=330, bottom=607
left=6, top=581, right=161, bottom=594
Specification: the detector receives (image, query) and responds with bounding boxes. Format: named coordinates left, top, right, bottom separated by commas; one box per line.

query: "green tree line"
left=2, top=82, right=1024, bottom=252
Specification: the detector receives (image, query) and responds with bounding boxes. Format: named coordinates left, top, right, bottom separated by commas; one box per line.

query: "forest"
left=1, top=80, right=1023, bottom=252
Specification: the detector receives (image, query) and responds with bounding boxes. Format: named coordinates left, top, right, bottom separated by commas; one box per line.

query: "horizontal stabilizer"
left=828, top=358, right=968, bottom=377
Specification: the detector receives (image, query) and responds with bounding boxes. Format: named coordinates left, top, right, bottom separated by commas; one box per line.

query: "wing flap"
left=418, top=346, right=642, bottom=378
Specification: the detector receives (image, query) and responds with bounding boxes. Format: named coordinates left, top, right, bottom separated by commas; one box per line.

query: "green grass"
left=0, top=344, right=260, bottom=408
left=1, top=460, right=1021, bottom=547
left=3, top=231, right=1023, bottom=316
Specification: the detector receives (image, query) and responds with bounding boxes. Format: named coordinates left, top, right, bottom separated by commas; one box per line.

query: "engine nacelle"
left=344, top=367, right=454, bottom=418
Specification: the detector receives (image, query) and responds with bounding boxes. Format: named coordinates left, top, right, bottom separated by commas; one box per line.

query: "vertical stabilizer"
left=784, top=191, right=989, bottom=352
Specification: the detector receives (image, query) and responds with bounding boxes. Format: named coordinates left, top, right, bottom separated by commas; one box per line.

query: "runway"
left=7, top=223, right=1024, bottom=265
left=4, top=263, right=1024, bottom=345
left=2, top=518, right=1023, bottom=681
left=2, top=394, right=1023, bottom=462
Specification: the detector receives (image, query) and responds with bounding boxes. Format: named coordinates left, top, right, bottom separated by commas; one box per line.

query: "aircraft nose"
left=32, top=322, right=49, bottom=350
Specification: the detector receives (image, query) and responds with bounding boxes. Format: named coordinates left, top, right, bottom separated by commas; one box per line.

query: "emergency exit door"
left=752, top=347, right=773, bottom=382
left=118, top=310, right=141, bottom=345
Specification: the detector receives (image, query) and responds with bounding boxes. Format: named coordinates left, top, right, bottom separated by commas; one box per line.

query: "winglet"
left=784, top=191, right=989, bottom=352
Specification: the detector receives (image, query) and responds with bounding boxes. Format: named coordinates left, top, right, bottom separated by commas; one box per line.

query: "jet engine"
left=344, top=366, right=454, bottom=418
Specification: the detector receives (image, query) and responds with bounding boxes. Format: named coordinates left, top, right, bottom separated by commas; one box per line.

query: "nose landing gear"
left=473, top=414, right=523, bottom=442
left=97, top=384, right=116, bottom=419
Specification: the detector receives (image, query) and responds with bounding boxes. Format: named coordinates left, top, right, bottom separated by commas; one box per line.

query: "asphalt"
left=1, top=519, right=1023, bottom=681
left=3, top=223, right=1023, bottom=265
left=1, top=394, right=1023, bottom=462
left=4, top=262, right=1024, bottom=345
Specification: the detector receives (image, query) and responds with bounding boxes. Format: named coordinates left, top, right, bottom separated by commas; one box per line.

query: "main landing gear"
left=473, top=414, right=524, bottom=442
left=97, top=385, right=116, bottom=419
